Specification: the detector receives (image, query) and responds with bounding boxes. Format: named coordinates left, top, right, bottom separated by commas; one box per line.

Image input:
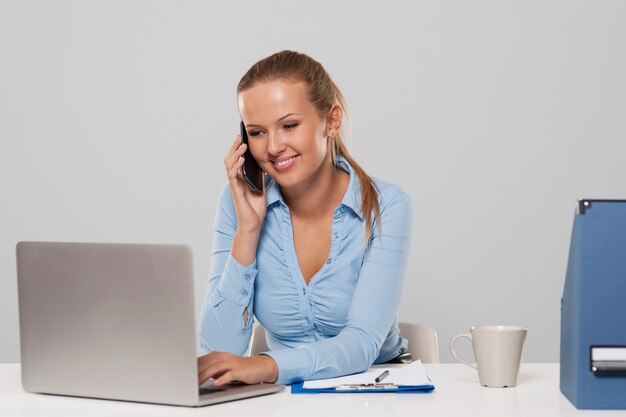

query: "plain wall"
left=1, top=0, right=625, bottom=364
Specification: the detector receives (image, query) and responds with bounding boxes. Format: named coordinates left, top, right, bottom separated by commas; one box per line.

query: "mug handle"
left=450, top=333, right=477, bottom=369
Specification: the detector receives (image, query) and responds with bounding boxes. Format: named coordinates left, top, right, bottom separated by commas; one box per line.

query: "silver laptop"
left=16, top=242, right=283, bottom=407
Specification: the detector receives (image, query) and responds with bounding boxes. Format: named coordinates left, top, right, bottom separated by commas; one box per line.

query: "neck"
left=281, top=154, right=349, bottom=219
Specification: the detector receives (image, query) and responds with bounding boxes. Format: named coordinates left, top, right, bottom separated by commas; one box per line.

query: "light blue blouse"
left=199, top=157, right=413, bottom=384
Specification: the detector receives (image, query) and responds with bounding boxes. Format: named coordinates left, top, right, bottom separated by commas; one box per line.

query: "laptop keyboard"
left=199, top=387, right=227, bottom=395
left=199, top=381, right=245, bottom=395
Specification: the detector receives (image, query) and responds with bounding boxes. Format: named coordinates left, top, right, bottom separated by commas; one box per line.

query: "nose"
left=266, top=130, right=287, bottom=156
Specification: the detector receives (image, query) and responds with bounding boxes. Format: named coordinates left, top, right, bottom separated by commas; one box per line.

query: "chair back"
left=399, top=322, right=440, bottom=363
left=250, top=324, right=270, bottom=356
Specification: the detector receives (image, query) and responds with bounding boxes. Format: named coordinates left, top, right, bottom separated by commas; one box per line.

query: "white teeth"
left=275, top=157, right=295, bottom=167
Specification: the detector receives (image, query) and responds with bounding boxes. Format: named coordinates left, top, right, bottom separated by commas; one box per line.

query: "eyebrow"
left=278, top=113, right=300, bottom=121
left=245, top=113, right=301, bottom=128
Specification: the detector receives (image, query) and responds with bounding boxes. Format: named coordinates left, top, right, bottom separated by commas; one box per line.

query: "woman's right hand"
left=224, top=135, right=266, bottom=264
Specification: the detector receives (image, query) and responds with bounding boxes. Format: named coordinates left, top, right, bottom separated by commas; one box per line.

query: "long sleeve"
left=264, top=189, right=413, bottom=384
left=198, top=184, right=256, bottom=355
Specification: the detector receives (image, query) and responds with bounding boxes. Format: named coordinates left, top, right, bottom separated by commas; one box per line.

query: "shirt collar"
left=265, top=156, right=363, bottom=220
left=265, top=176, right=282, bottom=208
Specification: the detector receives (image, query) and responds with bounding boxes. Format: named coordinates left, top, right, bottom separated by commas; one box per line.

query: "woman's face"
left=238, top=80, right=331, bottom=191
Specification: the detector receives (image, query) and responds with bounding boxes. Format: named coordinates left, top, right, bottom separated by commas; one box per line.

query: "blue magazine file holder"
left=560, top=199, right=626, bottom=409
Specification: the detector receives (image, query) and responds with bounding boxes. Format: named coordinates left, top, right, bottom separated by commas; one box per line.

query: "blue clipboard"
left=291, top=360, right=435, bottom=394
left=291, top=382, right=434, bottom=394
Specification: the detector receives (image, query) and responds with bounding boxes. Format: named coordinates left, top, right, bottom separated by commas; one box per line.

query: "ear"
left=326, top=105, right=343, bottom=137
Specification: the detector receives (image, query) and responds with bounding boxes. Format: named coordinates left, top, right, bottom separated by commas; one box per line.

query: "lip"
left=271, top=155, right=299, bottom=172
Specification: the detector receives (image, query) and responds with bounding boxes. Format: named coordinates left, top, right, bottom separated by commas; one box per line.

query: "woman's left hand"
left=197, top=352, right=279, bottom=386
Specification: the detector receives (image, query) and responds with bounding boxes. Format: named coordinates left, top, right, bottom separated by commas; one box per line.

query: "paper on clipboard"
left=302, top=360, right=431, bottom=389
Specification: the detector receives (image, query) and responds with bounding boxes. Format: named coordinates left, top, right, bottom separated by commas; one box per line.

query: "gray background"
left=1, top=0, right=625, bottom=364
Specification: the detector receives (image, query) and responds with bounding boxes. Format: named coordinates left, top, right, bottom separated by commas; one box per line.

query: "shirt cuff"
left=264, top=347, right=311, bottom=385
left=216, top=255, right=258, bottom=307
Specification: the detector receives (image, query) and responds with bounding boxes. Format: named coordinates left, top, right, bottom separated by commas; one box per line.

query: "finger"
left=213, top=370, right=236, bottom=387
left=224, top=137, right=246, bottom=169
left=198, top=365, right=222, bottom=385
left=197, top=353, right=213, bottom=373
left=227, top=156, right=245, bottom=181
left=231, top=142, right=247, bottom=164
left=225, top=147, right=247, bottom=180
left=199, top=367, right=228, bottom=385
left=197, top=353, right=227, bottom=382
left=229, top=134, right=242, bottom=152
left=198, top=358, right=232, bottom=384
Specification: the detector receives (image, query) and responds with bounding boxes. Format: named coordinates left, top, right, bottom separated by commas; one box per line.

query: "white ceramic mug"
left=450, top=325, right=527, bottom=388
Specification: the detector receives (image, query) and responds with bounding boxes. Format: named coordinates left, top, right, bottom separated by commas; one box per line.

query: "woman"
left=198, top=50, right=412, bottom=386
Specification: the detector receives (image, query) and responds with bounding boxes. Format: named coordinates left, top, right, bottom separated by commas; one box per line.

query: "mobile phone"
left=240, top=121, right=264, bottom=192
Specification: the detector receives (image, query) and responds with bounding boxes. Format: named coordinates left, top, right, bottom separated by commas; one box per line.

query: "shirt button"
left=244, top=274, right=251, bottom=281
left=242, top=290, right=248, bottom=298
left=302, top=288, right=306, bottom=295
left=305, top=317, right=311, bottom=324
left=334, top=233, right=340, bottom=239
left=326, top=258, right=332, bottom=264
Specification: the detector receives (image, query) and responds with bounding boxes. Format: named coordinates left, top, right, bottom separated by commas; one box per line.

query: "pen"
left=375, top=370, right=390, bottom=383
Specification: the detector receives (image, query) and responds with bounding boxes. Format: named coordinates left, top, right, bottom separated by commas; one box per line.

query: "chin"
left=269, top=172, right=304, bottom=190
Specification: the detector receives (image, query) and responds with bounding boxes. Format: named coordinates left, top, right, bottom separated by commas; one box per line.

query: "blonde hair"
left=237, top=50, right=381, bottom=242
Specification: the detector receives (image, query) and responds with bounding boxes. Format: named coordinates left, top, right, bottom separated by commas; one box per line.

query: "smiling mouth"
left=272, top=156, right=298, bottom=167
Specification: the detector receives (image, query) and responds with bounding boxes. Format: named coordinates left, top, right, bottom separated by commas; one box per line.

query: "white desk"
left=1, top=363, right=625, bottom=416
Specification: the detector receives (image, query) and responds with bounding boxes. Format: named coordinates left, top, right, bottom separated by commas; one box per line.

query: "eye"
left=284, top=122, right=299, bottom=131
left=249, top=130, right=264, bottom=138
